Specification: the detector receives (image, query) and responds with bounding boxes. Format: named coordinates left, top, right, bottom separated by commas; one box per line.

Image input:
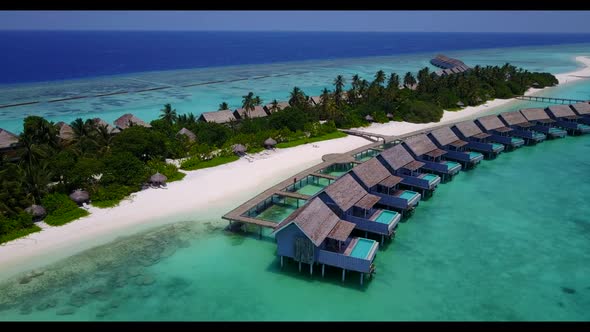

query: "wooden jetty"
left=516, top=95, right=587, bottom=105
left=338, top=129, right=391, bottom=142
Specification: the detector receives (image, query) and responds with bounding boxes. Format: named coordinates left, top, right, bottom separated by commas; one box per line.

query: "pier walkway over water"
left=516, top=95, right=588, bottom=105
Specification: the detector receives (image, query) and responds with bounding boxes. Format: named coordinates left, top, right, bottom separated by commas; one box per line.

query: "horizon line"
left=2, top=29, right=590, bottom=34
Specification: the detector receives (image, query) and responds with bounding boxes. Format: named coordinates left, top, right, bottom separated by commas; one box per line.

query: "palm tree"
left=160, top=103, right=177, bottom=124
left=289, top=87, right=307, bottom=108
left=374, top=70, right=386, bottom=86
left=387, top=73, right=400, bottom=91
left=94, top=124, right=114, bottom=156
left=270, top=99, right=280, bottom=113
left=70, top=118, right=89, bottom=140
left=254, top=96, right=262, bottom=106
left=219, top=102, right=229, bottom=110
left=351, top=74, right=361, bottom=91
left=242, top=92, right=256, bottom=118
left=333, top=75, right=345, bottom=105
left=403, top=72, right=417, bottom=88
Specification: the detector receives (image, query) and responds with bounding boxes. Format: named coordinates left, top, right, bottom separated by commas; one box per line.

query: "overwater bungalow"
left=263, top=101, right=289, bottom=114
left=427, top=126, right=484, bottom=169
left=350, top=158, right=421, bottom=217
left=570, top=102, right=590, bottom=118
left=91, top=118, right=120, bottom=134
left=233, top=106, right=268, bottom=120
left=177, top=128, right=196, bottom=142
left=114, top=113, right=151, bottom=130
left=545, top=105, right=590, bottom=135
left=0, top=128, right=20, bottom=154
left=401, top=134, right=462, bottom=182
left=451, top=120, right=505, bottom=159
left=55, top=122, right=74, bottom=142
left=497, top=111, right=547, bottom=145
left=519, top=108, right=567, bottom=139
left=272, top=197, right=378, bottom=285
left=376, top=144, right=440, bottom=197
left=474, top=115, right=525, bottom=150
left=317, top=174, right=400, bottom=244
left=198, top=110, right=237, bottom=124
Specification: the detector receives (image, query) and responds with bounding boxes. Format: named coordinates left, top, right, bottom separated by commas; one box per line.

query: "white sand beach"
left=1, top=56, right=589, bottom=280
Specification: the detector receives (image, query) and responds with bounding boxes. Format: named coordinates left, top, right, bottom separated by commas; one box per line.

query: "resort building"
left=91, top=118, right=121, bottom=134
left=317, top=174, right=400, bottom=244
left=427, top=126, right=484, bottom=169
left=570, top=102, right=590, bottom=118
left=451, top=120, right=505, bottom=159
left=233, top=106, right=268, bottom=120
left=349, top=158, right=421, bottom=217
left=263, top=101, right=289, bottom=114
left=198, top=110, right=237, bottom=124
left=519, top=108, right=567, bottom=139
left=545, top=105, right=590, bottom=135
left=401, top=134, right=462, bottom=182
left=474, top=115, right=525, bottom=150
left=272, top=197, right=378, bottom=285
left=498, top=111, right=547, bottom=145
left=177, top=128, right=197, bottom=142
left=376, top=143, right=440, bottom=197
left=308, top=96, right=321, bottom=106
left=113, top=113, right=152, bottom=130
left=0, top=128, right=19, bottom=156
left=55, top=121, right=74, bottom=141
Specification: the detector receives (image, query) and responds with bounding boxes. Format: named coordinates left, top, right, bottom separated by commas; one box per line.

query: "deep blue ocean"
left=2, top=31, right=590, bottom=84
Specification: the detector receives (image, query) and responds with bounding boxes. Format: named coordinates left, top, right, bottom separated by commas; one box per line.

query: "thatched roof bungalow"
left=403, top=134, right=461, bottom=180
left=25, top=204, right=47, bottom=222
left=428, top=127, right=484, bottom=168
left=233, top=106, right=268, bottom=120
left=198, top=110, right=237, bottom=124
left=0, top=128, right=19, bottom=151
left=263, top=101, right=289, bottom=114
left=70, top=189, right=90, bottom=205
left=571, top=102, right=590, bottom=116
left=92, top=118, right=120, bottom=134
left=55, top=122, right=74, bottom=141
left=263, top=138, right=277, bottom=149
left=475, top=115, right=526, bottom=149
left=545, top=105, right=590, bottom=135
left=308, top=96, right=322, bottom=106
left=450, top=120, right=505, bottom=157
left=232, top=144, right=246, bottom=155
left=114, top=113, right=151, bottom=130
left=177, top=128, right=196, bottom=142
left=376, top=144, right=440, bottom=192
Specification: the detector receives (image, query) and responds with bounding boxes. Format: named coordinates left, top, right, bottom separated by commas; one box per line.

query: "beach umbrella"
left=264, top=138, right=277, bottom=149
left=365, top=115, right=374, bottom=122
left=25, top=205, right=46, bottom=221
left=232, top=144, right=246, bottom=155
left=150, top=172, right=168, bottom=185
left=69, top=190, right=90, bottom=205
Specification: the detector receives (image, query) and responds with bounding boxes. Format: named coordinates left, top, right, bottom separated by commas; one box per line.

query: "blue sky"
left=0, top=11, right=589, bottom=33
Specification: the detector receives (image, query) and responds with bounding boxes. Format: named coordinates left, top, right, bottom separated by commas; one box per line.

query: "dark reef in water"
left=561, top=287, right=576, bottom=294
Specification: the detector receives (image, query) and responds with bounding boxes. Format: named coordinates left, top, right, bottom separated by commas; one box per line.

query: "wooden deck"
left=516, top=95, right=588, bottom=105
left=338, top=129, right=392, bottom=142
left=310, top=172, right=338, bottom=180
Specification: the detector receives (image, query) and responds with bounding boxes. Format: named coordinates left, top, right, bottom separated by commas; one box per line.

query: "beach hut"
left=150, top=172, right=167, bottom=187
left=350, top=158, right=421, bottom=216
left=232, top=144, right=247, bottom=156
left=263, top=138, right=277, bottom=149
left=25, top=204, right=47, bottom=222
left=198, top=110, right=237, bottom=124
left=263, top=101, right=289, bottom=115
left=519, top=108, right=567, bottom=139
left=475, top=115, right=525, bottom=150
left=308, top=96, right=322, bottom=106
left=318, top=174, right=399, bottom=243
left=55, top=122, right=74, bottom=141
left=69, top=189, right=90, bottom=205
left=451, top=120, right=505, bottom=159
left=272, top=197, right=378, bottom=284
left=92, top=118, right=120, bottom=134
left=233, top=106, right=268, bottom=120
left=571, top=102, right=590, bottom=117
left=114, top=113, right=151, bottom=130
left=177, top=128, right=196, bottom=142
left=365, top=115, right=374, bottom=122
left=545, top=105, right=590, bottom=135
left=427, top=127, right=484, bottom=169
left=0, top=128, right=19, bottom=152
left=401, top=134, right=462, bottom=182
left=498, top=111, right=547, bottom=145
left=376, top=143, right=440, bottom=197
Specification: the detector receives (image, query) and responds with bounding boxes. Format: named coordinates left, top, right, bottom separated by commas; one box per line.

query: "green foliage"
left=44, top=208, right=89, bottom=226
left=101, top=152, right=148, bottom=188
left=112, top=126, right=168, bottom=161
left=92, top=184, right=134, bottom=208
left=276, top=131, right=347, bottom=149
left=180, top=155, right=240, bottom=171
left=0, top=224, right=41, bottom=244
left=398, top=100, right=444, bottom=123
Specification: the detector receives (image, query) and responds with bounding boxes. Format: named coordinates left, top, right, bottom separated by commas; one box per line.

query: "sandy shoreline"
left=1, top=56, right=589, bottom=280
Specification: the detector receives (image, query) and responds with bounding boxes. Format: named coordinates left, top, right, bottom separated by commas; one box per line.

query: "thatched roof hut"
left=453, top=120, right=486, bottom=138
left=177, top=128, right=196, bottom=142
left=379, top=144, right=424, bottom=171
left=546, top=105, right=576, bottom=118
left=92, top=118, right=120, bottom=134
left=0, top=128, right=19, bottom=150
left=429, top=127, right=464, bottom=147
left=56, top=122, right=74, bottom=141
left=70, top=189, right=90, bottom=205
left=386, top=113, right=394, bottom=119
left=263, top=138, right=277, bottom=149
left=365, top=115, right=374, bottom=122
left=323, top=174, right=380, bottom=212
left=350, top=158, right=402, bottom=191
left=404, top=134, right=446, bottom=158
left=150, top=172, right=167, bottom=185
left=456, top=101, right=465, bottom=107
left=198, top=110, right=237, bottom=124
left=263, top=101, right=289, bottom=114
left=477, top=115, right=509, bottom=131
left=233, top=106, right=268, bottom=120
left=25, top=204, right=46, bottom=221
left=499, top=111, right=530, bottom=127
left=519, top=108, right=552, bottom=123
left=114, top=113, right=151, bottom=130
left=232, top=144, right=246, bottom=155
left=571, top=102, right=590, bottom=116
left=308, top=96, right=322, bottom=106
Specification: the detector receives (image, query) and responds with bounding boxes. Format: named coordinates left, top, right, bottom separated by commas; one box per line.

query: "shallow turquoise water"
left=1, top=135, right=590, bottom=320
left=253, top=202, right=300, bottom=223
left=296, top=178, right=331, bottom=196
left=350, top=239, right=376, bottom=259
left=374, top=210, right=398, bottom=225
